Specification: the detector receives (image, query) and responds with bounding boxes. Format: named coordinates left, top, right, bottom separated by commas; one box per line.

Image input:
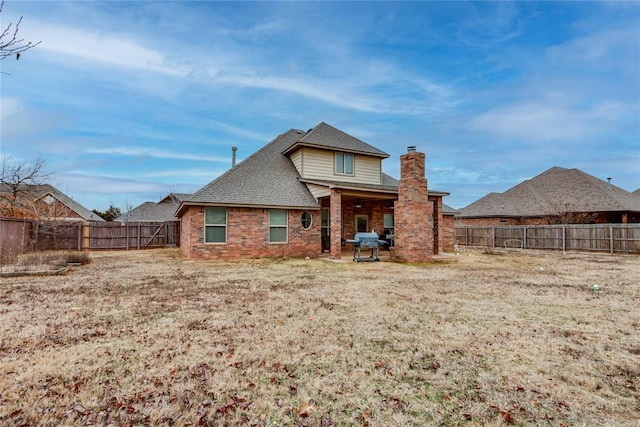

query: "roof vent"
left=407, top=146, right=417, bottom=153
left=607, top=177, right=612, bottom=188
left=231, top=146, right=237, bottom=168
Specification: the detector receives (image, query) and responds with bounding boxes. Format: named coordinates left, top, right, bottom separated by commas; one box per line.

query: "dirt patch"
left=0, top=249, right=638, bottom=425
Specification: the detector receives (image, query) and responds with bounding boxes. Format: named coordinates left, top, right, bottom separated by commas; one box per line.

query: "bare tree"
left=544, top=201, right=593, bottom=225
left=0, top=157, right=79, bottom=251
left=0, top=157, right=50, bottom=216
left=0, top=0, right=41, bottom=61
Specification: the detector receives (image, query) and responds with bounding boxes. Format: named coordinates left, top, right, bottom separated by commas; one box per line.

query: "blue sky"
left=1, top=1, right=638, bottom=211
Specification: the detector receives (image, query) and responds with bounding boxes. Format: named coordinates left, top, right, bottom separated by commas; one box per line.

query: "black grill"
left=346, top=232, right=387, bottom=262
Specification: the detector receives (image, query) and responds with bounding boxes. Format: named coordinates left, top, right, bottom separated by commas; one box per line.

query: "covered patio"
left=311, top=185, right=447, bottom=260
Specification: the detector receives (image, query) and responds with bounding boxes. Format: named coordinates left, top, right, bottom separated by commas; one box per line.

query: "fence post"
left=523, top=227, right=527, bottom=249
left=492, top=227, right=496, bottom=248
left=610, top=224, right=614, bottom=254
left=562, top=226, right=566, bottom=252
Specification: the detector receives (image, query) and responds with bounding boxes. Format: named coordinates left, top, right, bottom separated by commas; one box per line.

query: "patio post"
left=330, top=188, right=342, bottom=259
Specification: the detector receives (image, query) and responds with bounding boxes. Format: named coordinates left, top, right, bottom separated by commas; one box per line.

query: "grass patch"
left=0, top=249, right=638, bottom=425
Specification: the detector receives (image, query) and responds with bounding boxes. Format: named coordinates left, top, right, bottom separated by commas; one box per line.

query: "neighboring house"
left=0, top=183, right=104, bottom=222
left=634, top=189, right=640, bottom=197
left=177, top=122, right=452, bottom=261
left=457, top=167, right=640, bottom=226
left=117, top=193, right=190, bottom=222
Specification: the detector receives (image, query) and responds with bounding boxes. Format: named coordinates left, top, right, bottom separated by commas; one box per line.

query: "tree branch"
left=0, top=0, right=41, bottom=61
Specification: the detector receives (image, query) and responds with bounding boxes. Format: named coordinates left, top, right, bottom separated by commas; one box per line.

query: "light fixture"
left=355, top=199, right=362, bottom=208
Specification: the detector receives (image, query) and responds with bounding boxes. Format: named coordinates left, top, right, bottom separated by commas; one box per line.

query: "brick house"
left=116, top=193, right=190, bottom=222
left=457, top=167, right=640, bottom=226
left=177, top=122, right=452, bottom=261
left=0, top=183, right=104, bottom=223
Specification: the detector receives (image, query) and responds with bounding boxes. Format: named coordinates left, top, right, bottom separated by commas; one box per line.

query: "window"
left=383, top=214, right=394, bottom=237
left=301, top=211, right=312, bottom=230
left=269, top=209, right=288, bottom=243
left=335, top=152, right=354, bottom=175
left=205, top=207, right=226, bottom=243
left=321, top=208, right=330, bottom=252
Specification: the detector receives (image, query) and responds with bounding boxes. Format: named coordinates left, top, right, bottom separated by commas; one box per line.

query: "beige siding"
left=306, top=184, right=331, bottom=199
left=298, top=148, right=381, bottom=185
left=290, top=150, right=303, bottom=175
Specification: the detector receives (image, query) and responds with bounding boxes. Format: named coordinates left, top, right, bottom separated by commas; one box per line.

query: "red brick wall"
left=391, top=151, right=433, bottom=262
left=181, top=206, right=321, bottom=260
left=441, top=215, right=456, bottom=251
left=33, top=199, right=84, bottom=221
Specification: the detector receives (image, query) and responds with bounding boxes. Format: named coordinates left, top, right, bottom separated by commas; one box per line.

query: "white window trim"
left=204, top=207, right=227, bottom=244
left=335, top=152, right=354, bottom=175
left=301, top=211, right=313, bottom=230
left=269, top=209, right=288, bottom=244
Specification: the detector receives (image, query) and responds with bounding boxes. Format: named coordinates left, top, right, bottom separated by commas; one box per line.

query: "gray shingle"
left=183, top=129, right=319, bottom=209
left=459, top=167, right=640, bottom=218
left=442, top=203, right=458, bottom=215
left=116, top=200, right=181, bottom=222
left=283, top=122, right=389, bottom=158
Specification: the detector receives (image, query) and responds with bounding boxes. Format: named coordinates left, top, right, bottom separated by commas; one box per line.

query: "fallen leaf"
left=297, top=401, right=315, bottom=417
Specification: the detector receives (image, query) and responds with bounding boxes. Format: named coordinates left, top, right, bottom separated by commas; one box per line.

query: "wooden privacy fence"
left=0, top=217, right=35, bottom=261
left=0, top=218, right=180, bottom=254
left=455, top=224, right=640, bottom=254
left=87, top=221, right=180, bottom=250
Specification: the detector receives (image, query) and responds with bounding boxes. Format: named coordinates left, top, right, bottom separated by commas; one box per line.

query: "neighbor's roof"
left=0, top=183, right=105, bottom=221
left=159, top=193, right=191, bottom=204
left=179, top=129, right=320, bottom=212
left=442, top=203, right=458, bottom=216
left=282, top=122, right=389, bottom=158
left=458, top=166, right=640, bottom=218
left=634, top=188, right=640, bottom=197
left=116, top=200, right=182, bottom=222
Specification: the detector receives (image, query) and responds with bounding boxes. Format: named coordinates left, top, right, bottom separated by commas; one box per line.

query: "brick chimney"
left=390, top=147, right=433, bottom=263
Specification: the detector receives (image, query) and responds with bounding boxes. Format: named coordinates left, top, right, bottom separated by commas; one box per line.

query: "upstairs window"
left=335, top=152, right=354, bottom=175
left=204, top=207, right=227, bottom=243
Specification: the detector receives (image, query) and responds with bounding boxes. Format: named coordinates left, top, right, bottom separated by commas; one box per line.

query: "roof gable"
left=0, top=183, right=104, bottom=221
left=282, top=122, right=389, bottom=158
left=459, top=166, right=640, bottom=217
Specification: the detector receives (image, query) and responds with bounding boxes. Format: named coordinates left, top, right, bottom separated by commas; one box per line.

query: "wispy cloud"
left=2, top=1, right=637, bottom=210
left=27, top=22, right=188, bottom=76
left=85, top=147, right=230, bottom=163
left=469, top=100, right=627, bottom=143
left=144, top=168, right=229, bottom=179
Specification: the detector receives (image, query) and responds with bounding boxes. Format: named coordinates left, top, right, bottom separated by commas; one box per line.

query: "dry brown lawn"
left=0, top=248, right=638, bottom=426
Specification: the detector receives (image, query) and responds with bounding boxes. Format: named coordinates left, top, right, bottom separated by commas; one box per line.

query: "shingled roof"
left=116, top=201, right=181, bottom=222
left=0, top=183, right=105, bottom=221
left=282, top=122, right=389, bottom=158
left=179, top=129, right=320, bottom=211
left=458, top=167, right=640, bottom=218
